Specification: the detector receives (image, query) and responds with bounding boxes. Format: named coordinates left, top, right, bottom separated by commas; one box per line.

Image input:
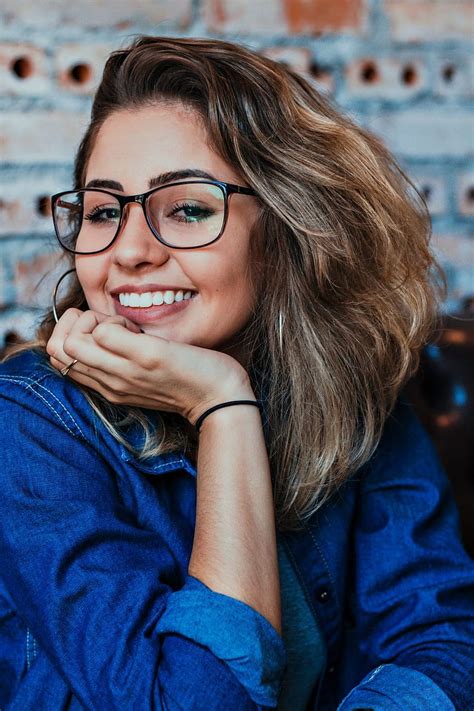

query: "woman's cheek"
left=75, top=259, right=110, bottom=313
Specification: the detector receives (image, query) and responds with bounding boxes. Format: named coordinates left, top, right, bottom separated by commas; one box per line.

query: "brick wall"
left=1, top=0, right=473, bottom=345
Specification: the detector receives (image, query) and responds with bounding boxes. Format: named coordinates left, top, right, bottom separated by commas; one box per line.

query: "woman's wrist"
left=187, top=367, right=256, bottom=427
left=196, top=399, right=263, bottom=433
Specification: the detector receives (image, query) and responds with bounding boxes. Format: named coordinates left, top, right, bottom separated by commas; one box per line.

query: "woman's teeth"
left=118, top=290, right=194, bottom=307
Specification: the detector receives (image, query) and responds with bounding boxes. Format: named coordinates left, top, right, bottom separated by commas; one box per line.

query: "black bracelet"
left=195, top=400, right=263, bottom=433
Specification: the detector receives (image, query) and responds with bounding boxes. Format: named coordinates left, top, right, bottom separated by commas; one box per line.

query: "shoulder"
left=350, top=397, right=466, bottom=558
left=0, top=349, right=124, bottom=501
left=359, top=396, right=447, bottom=491
left=342, top=396, right=459, bottom=544
left=0, top=349, right=93, bottom=442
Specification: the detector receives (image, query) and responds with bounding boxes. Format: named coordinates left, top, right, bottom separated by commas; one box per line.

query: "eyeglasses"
left=51, top=180, right=257, bottom=254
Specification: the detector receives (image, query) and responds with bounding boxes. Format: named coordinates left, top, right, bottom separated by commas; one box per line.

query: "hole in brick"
left=37, top=196, right=51, bottom=217
left=310, top=61, right=328, bottom=79
left=4, top=330, right=22, bottom=345
left=401, top=64, right=417, bottom=86
left=11, top=56, right=34, bottom=79
left=466, top=186, right=474, bottom=203
left=69, top=63, right=92, bottom=84
left=360, top=61, right=379, bottom=84
left=421, top=185, right=432, bottom=201
left=442, top=64, right=456, bottom=83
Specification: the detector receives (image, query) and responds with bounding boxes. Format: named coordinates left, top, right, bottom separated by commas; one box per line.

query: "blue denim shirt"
left=0, top=350, right=473, bottom=710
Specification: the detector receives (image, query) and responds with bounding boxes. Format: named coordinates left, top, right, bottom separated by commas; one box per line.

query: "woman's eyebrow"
left=85, top=169, right=217, bottom=191
left=149, top=169, right=217, bottom=187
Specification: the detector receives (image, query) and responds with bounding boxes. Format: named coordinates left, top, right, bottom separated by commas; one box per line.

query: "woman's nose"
left=111, top=202, right=170, bottom=269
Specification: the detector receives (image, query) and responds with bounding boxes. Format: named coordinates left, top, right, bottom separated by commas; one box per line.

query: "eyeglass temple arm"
left=56, top=200, right=82, bottom=212
left=226, top=183, right=256, bottom=196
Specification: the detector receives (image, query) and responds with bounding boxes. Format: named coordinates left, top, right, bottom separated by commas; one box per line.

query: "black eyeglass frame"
left=51, top=179, right=257, bottom=255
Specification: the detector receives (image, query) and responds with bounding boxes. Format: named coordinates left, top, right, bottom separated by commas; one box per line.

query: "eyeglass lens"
left=53, top=184, right=226, bottom=252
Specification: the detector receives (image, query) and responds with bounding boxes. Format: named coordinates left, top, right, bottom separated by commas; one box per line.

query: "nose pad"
left=117, top=199, right=147, bottom=235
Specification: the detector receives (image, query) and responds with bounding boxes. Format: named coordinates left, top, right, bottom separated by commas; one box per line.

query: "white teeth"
left=139, top=292, right=153, bottom=307
left=118, top=289, right=194, bottom=308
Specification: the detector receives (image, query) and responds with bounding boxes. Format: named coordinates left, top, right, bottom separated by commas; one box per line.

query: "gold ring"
left=60, top=358, right=78, bottom=376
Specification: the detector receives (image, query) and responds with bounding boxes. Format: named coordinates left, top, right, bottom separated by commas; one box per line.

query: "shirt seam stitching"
left=0, top=374, right=85, bottom=439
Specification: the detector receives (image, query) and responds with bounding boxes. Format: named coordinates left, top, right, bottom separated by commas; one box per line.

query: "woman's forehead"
left=85, top=105, right=241, bottom=188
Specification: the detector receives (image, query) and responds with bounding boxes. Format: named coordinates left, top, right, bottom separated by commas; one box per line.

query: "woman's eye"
left=170, top=202, right=214, bottom=223
left=84, top=206, right=120, bottom=223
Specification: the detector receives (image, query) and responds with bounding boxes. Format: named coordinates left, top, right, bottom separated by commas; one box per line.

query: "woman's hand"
left=46, top=308, right=254, bottom=424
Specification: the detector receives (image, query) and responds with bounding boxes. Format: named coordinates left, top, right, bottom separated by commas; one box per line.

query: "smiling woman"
left=1, top=35, right=473, bottom=711
left=51, top=105, right=260, bottom=352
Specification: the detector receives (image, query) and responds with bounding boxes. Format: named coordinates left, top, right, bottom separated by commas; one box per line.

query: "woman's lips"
left=113, top=294, right=196, bottom=324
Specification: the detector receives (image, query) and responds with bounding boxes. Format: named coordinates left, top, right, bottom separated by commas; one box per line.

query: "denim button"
left=317, top=588, right=330, bottom=603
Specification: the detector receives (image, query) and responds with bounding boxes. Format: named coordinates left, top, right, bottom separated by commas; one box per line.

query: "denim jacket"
left=0, top=350, right=473, bottom=710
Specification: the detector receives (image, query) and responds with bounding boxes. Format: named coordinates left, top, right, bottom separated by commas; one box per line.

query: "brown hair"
left=22, top=36, right=446, bottom=530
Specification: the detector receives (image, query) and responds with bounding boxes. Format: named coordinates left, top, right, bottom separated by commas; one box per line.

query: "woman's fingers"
left=90, top=320, right=168, bottom=363
left=45, top=307, right=249, bottom=419
left=47, top=310, right=125, bottom=374
left=46, top=311, right=167, bottom=401
left=46, top=308, right=86, bottom=369
left=64, top=316, right=162, bottom=374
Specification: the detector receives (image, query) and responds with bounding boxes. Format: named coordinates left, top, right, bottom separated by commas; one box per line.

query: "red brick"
left=204, top=0, right=365, bottom=35
left=0, top=309, right=40, bottom=344
left=431, top=233, right=474, bottom=305
left=13, top=245, right=66, bottom=309
left=367, top=110, right=473, bottom=159
left=263, top=46, right=312, bottom=74
left=1, top=111, right=89, bottom=163
left=411, top=174, right=447, bottom=217
left=0, top=174, right=66, bottom=237
left=1, top=0, right=192, bottom=30
left=0, top=43, right=50, bottom=96
left=283, top=0, right=365, bottom=34
left=0, top=260, right=7, bottom=309
left=55, top=43, right=115, bottom=95
left=434, top=56, right=474, bottom=98
left=345, top=56, right=425, bottom=99
left=385, top=1, right=474, bottom=42
left=262, top=46, right=334, bottom=93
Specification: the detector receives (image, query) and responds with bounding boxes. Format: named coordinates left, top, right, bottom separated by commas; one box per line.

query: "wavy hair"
left=17, top=36, right=446, bottom=530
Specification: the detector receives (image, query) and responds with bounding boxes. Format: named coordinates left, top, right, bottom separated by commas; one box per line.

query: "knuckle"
left=92, top=321, right=109, bottom=343
left=141, top=353, right=157, bottom=370
left=45, top=339, right=56, bottom=357
left=60, top=308, right=82, bottom=327
left=65, top=307, right=82, bottom=318
left=108, top=376, right=125, bottom=392
left=105, top=391, right=121, bottom=405
left=63, top=333, right=78, bottom=356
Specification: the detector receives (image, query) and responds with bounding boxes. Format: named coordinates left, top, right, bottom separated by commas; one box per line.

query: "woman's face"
left=76, top=104, right=260, bottom=355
